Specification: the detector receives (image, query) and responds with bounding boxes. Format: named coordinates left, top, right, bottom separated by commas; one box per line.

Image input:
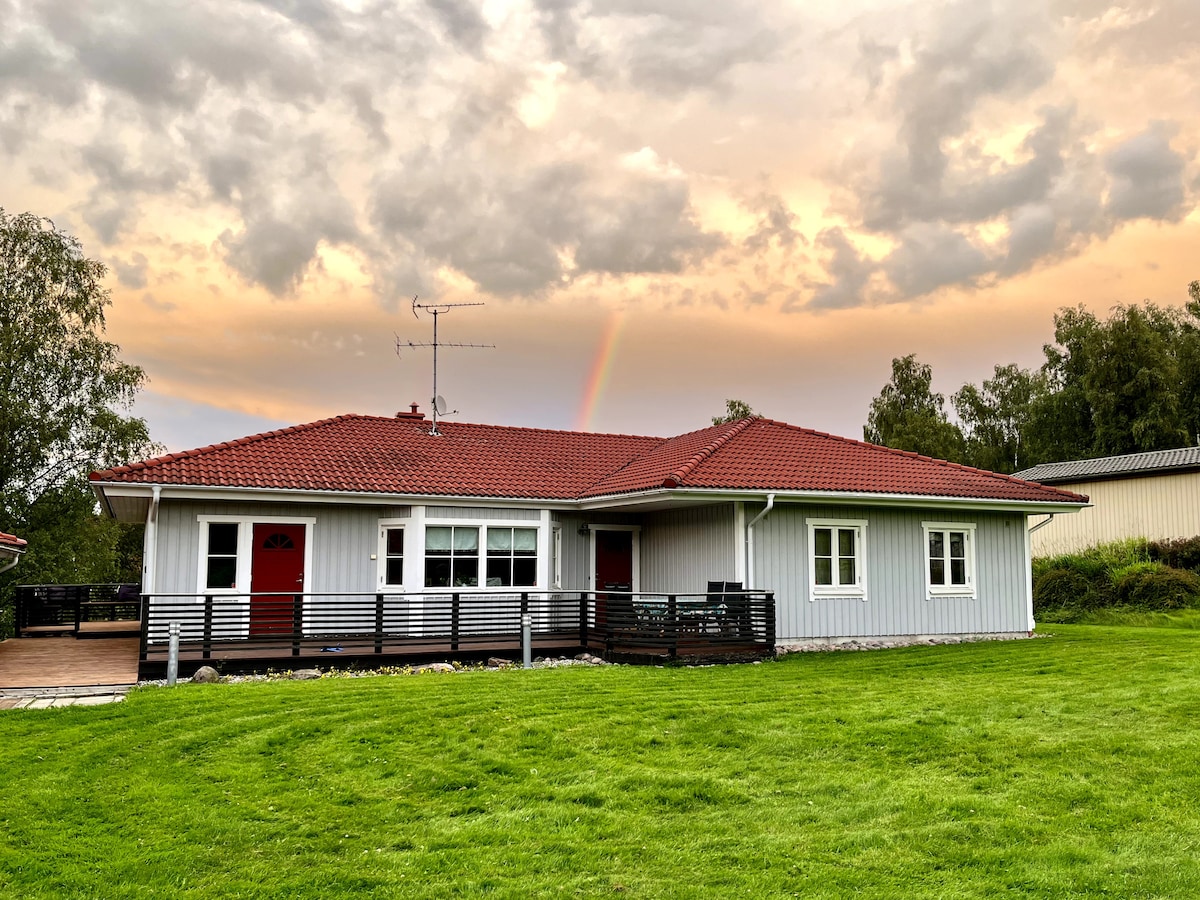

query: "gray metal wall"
left=640, top=504, right=737, bottom=595
left=752, top=502, right=1030, bottom=640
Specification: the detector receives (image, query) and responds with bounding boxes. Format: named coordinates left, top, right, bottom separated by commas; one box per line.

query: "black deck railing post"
left=764, top=592, right=776, bottom=650
left=292, top=594, right=303, bottom=657
left=203, top=594, right=214, bottom=659
left=375, top=592, right=385, bottom=654
left=579, top=592, right=588, bottom=649
left=138, top=593, right=150, bottom=662
left=72, top=586, right=84, bottom=636
left=667, top=594, right=678, bottom=659
left=451, top=592, right=460, bottom=652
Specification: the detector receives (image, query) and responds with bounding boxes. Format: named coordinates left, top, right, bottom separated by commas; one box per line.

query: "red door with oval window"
left=250, top=523, right=306, bottom=636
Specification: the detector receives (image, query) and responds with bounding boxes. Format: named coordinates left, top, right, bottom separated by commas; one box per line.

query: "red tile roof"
left=90, top=414, right=1087, bottom=506
left=0, top=531, right=26, bottom=550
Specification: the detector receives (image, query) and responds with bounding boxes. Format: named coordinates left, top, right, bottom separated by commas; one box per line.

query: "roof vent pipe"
left=396, top=403, right=426, bottom=420
left=745, top=493, right=775, bottom=591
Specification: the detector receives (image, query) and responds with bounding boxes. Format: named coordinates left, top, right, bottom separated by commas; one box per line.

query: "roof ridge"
left=753, top=418, right=1086, bottom=503
left=89, top=415, right=362, bottom=481
left=662, top=417, right=758, bottom=489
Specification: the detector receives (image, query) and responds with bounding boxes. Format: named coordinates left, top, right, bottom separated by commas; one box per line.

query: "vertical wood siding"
left=1030, top=473, right=1200, bottom=556
left=640, top=505, right=736, bottom=594
left=752, top=503, right=1029, bottom=640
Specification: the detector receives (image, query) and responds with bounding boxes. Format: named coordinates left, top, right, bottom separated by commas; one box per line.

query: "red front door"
left=595, top=529, right=633, bottom=628
left=250, top=523, right=306, bottom=636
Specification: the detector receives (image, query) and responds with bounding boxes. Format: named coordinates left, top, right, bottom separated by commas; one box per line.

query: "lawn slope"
left=2, top=626, right=1200, bottom=898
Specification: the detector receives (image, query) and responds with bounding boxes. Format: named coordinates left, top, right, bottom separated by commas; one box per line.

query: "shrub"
left=1148, top=536, right=1200, bottom=573
left=1114, top=566, right=1200, bottom=611
left=1033, top=568, right=1096, bottom=615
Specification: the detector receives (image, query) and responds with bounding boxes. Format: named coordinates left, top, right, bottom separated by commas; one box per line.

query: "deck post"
left=375, top=592, right=385, bottom=654
left=203, top=595, right=214, bottom=660
left=138, top=593, right=150, bottom=662
left=764, top=592, right=776, bottom=649
left=451, top=592, right=460, bottom=652
left=292, top=594, right=303, bottom=657
left=579, top=592, right=588, bottom=649
left=667, top=594, right=678, bottom=659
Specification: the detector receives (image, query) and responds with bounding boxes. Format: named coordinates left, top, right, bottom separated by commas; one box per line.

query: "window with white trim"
left=806, top=518, right=867, bottom=600
left=922, top=522, right=977, bottom=598
left=486, top=527, right=538, bottom=587
left=551, top=526, right=562, bottom=589
left=425, top=526, right=480, bottom=588
left=205, top=522, right=239, bottom=590
left=383, top=526, right=404, bottom=587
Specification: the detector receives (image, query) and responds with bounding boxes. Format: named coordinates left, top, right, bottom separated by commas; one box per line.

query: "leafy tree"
left=0, top=210, right=157, bottom=631
left=713, top=399, right=757, bottom=425
left=953, top=364, right=1047, bottom=474
left=864, top=355, right=965, bottom=461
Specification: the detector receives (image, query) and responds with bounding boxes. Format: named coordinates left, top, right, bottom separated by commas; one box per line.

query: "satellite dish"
left=434, top=395, right=448, bottom=415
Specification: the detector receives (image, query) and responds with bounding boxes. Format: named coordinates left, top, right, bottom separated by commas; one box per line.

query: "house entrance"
left=249, top=523, right=306, bottom=635
left=594, top=529, right=634, bottom=628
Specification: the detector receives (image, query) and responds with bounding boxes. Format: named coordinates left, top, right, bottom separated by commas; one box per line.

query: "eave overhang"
left=93, top=479, right=1090, bottom=521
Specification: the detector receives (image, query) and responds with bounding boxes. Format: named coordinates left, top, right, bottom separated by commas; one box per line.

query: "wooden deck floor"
left=0, top=637, right=140, bottom=689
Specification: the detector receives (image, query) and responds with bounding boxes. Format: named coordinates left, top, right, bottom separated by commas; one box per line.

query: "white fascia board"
left=577, top=487, right=1090, bottom=515
left=92, top=481, right=579, bottom=511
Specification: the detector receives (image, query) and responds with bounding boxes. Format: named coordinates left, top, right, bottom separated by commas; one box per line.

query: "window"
left=425, top=526, right=480, bottom=588
left=923, top=522, right=977, bottom=598
left=206, top=522, right=239, bottom=589
left=486, top=527, right=538, bottom=587
left=383, top=527, right=404, bottom=587
left=551, top=526, right=562, bottom=589
left=807, top=518, right=867, bottom=600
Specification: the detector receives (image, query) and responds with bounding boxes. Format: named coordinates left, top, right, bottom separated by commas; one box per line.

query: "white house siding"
left=639, top=504, right=737, bottom=595
left=427, top=506, right=539, bottom=520
left=552, top=511, right=641, bottom=592
left=1029, top=472, right=1200, bottom=556
left=751, top=503, right=1030, bottom=641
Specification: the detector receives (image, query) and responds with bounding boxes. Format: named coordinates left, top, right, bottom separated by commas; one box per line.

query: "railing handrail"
left=141, top=588, right=773, bottom=599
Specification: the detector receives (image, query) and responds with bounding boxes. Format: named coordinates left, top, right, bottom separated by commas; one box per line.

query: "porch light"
left=578, top=525, right=591, bottom=536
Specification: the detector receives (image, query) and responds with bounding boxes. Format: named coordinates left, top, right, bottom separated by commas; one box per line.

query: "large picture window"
left=425, top=526, right=480, bottom=588
left=486, top=527, right=538, bottom=587
left=923, top=522, right=977, bottom=598
left=806, top=518, right=867, bottom=600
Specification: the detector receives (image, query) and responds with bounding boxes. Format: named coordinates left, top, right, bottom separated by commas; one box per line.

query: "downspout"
left=144, top=486, right=162, bottom=595
left=0, top=551, right=22, bottom=576
left=745, top=493, right=775, bottom=591
left=1028, top=513, right=1055, bottom=534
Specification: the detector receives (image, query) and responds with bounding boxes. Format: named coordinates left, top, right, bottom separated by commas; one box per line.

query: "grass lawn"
left=4, top=626, right=1200, bottom=898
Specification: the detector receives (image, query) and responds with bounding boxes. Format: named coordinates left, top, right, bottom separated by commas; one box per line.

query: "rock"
left=486, top=657, right=511, bottom=668
left=291, top=669, right=321, bottom=680
left=414, top=662, right=455, bottom=674
left=190, top=665, right=220, bottom=684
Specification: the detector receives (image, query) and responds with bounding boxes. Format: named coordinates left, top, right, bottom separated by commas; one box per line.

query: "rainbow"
left=575, top=311, right=624, bottom=432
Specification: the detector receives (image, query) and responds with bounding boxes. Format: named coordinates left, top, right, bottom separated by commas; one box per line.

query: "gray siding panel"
left=753, top=503, right=1029, bottom=641
left=640, top=505, right=736, bottom=595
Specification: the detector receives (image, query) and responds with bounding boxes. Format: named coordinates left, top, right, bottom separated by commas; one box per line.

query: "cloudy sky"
left=4, top=0, right=1198, bottom=450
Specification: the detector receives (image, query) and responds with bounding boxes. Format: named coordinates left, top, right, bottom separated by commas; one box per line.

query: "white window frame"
left=420, top=518, right=546, bottom=592
left=195, top=514, right=316, bottom=600
left=551, top=525, right=562, bottom=589
left=806, top=518, right=868, bottom=602
left=922, top=521, right=977, bottom=599
left=377, top=520, right=407, bottom=590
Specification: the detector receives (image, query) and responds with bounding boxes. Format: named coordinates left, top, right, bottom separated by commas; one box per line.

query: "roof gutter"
left=1028, top=513, right=1055, bottom=534
left=0, top=548, right=23, bottom=576
left=744, top=493, right=775, bottom=591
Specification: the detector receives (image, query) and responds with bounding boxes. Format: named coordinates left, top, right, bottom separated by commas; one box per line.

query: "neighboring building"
left=0, top=532, right=26, bottom=574
left=90, top=410, right=1085, bottom=644
left=1016, top=447, right=1200, bottom=556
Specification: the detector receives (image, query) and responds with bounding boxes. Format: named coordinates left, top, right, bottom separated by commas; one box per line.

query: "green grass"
left=5, top=627, right=1200, bottom=898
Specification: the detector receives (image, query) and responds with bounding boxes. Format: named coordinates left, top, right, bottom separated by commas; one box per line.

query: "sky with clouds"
left=3, top=0, right=1198, bottom=451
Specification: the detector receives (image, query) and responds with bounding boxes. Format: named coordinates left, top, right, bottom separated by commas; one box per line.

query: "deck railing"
left=13, top=584, right=141, bottom=637
left=136, top=589, right=776, bottom=667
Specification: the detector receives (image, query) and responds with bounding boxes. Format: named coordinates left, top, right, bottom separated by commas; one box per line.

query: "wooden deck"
left=0, top=636, right=140, bottom=689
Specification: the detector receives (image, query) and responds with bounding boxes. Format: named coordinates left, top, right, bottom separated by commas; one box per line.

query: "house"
left=89, top=410, right=1086, bottom=657
left=1016, top=447, right=1200, bottom=556
left=0, top=532, right=26, bottom=574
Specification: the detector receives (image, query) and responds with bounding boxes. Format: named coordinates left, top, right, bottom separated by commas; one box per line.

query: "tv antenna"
left=395, top=295, right=494, bottom=435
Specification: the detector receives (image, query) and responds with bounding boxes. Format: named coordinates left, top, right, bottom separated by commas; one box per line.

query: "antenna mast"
left=396, top=295, right=494, bottom=435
